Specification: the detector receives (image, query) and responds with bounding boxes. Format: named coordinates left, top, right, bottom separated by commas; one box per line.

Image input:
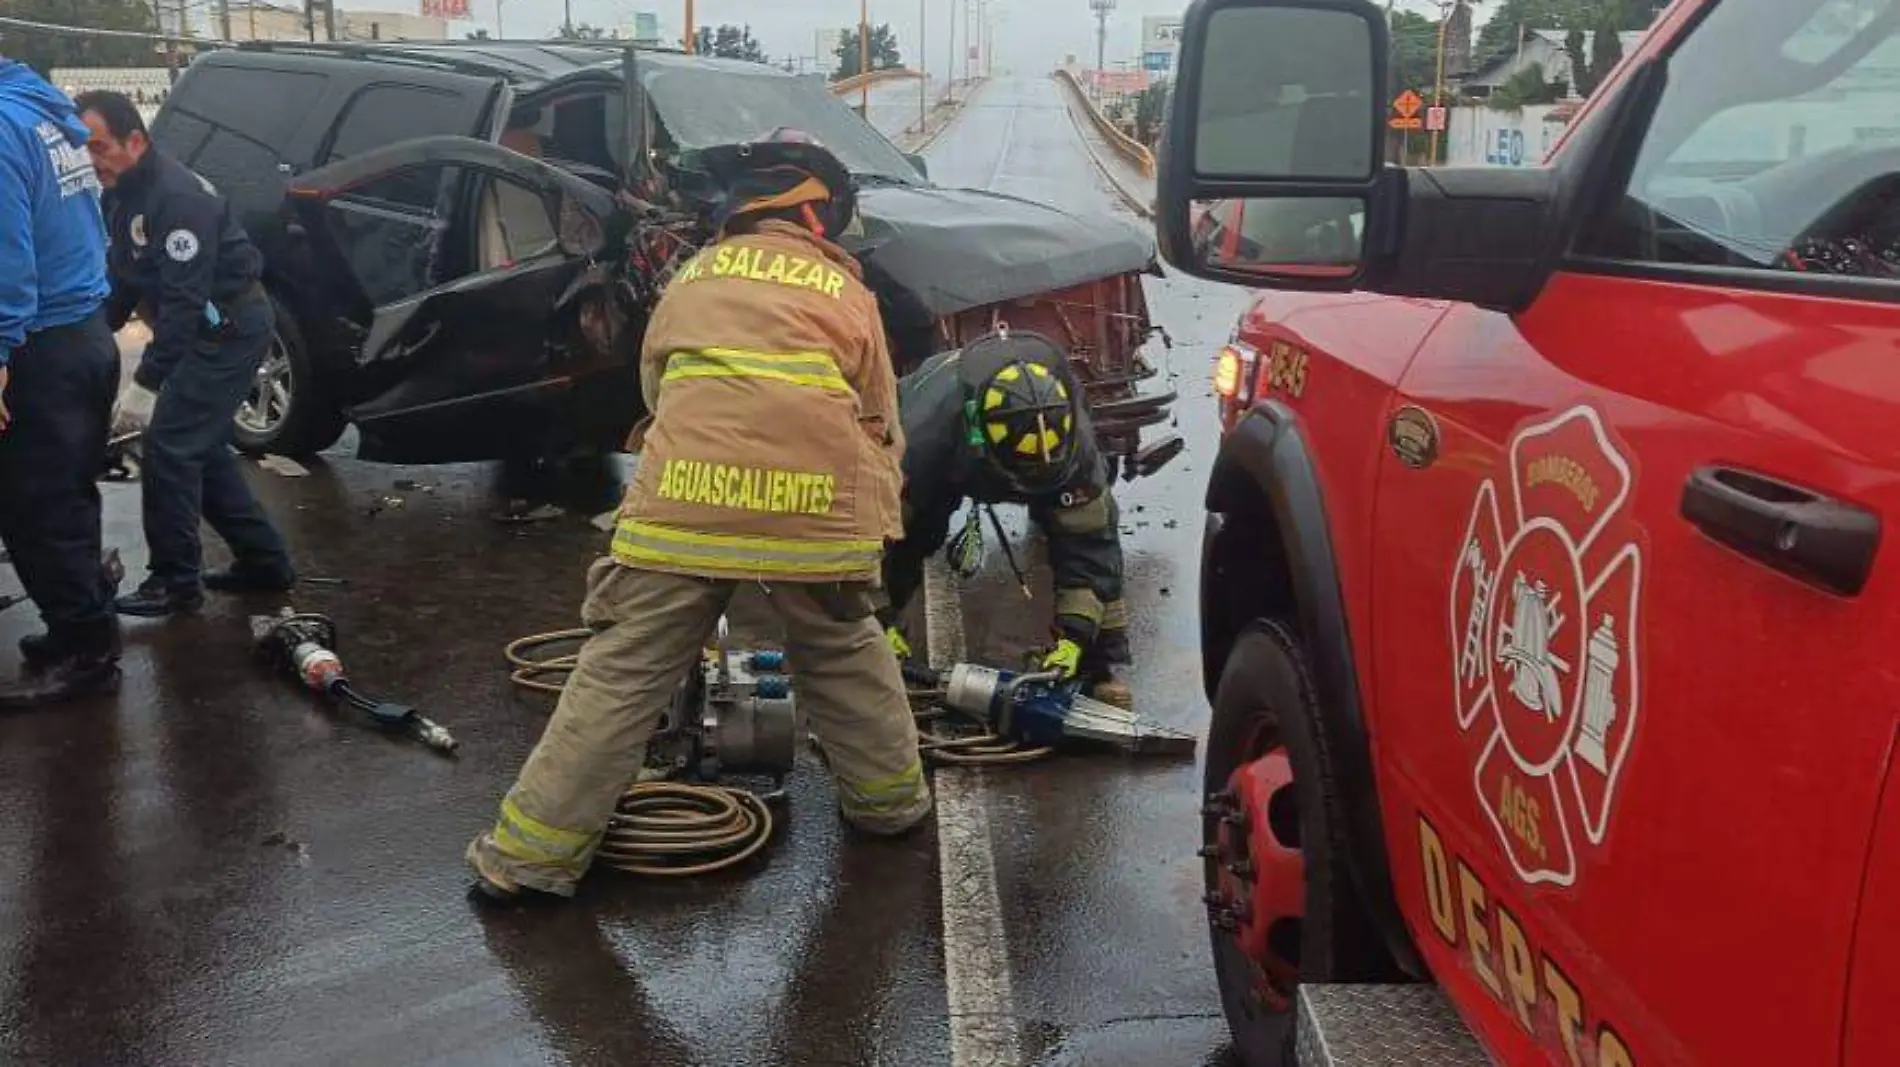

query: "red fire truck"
left=1160, top=0, right=1900, bottom=1064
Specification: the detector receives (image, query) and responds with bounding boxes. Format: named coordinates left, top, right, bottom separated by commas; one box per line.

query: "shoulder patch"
left=164, top=229, right=201, bottom=263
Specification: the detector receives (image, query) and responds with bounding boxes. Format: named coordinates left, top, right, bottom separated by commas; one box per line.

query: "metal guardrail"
left=828, top=66, right=923, bottom=97
left=1053, top=67, right=1156, bottom=179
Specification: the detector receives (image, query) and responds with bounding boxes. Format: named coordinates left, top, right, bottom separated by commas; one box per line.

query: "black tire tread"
left=1203, top=621, right=1396, bottom=1067
left=233, top=294, right=347, bottom=458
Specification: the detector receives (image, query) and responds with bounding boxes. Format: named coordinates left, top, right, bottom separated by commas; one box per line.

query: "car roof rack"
left=227, top=38, right=688, bottom=82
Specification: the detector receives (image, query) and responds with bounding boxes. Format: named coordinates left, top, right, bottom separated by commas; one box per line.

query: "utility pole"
left=861, top=0, right=871, bottom=113
left=919, top=0, right=928, bottom=130
left=683, top=0, right=694, bottom=51
left=962, top=0, right=971, bottom=84
left=1428, top=0, right=1449, bottom=165
left=1089, top=0, right=1114, bottom=103
left=946, top=0, right=955, bottom=96
left=217, top=0, right=231, bottom=41
left=562, top=0, right=572, bottom=38
left=495, top=0, right=504, bottom=38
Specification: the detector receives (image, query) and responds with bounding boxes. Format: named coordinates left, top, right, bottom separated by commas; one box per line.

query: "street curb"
left=900, top=78, right=986, bottom=155
left=1055, top=78, right=1154, bottom=219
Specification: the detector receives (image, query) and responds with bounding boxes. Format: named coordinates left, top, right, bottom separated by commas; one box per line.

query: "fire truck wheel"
left=1202, top=621, right=1390, bottom=1066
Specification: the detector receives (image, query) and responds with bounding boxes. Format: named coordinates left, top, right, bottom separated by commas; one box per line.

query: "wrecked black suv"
left=148, top=41, right=1179, bottom=477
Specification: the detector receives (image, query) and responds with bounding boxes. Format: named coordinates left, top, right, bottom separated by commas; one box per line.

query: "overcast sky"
left=438, top=0, right=1484, bottom=78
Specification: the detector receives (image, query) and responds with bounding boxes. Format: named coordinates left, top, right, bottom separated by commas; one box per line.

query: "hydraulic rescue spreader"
left=251, top=609, right=459, bottom=754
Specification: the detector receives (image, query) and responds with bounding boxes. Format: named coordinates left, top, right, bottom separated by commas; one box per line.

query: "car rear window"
left=325, top=83, right=476, bottom=162
left=170, top=64, right=326, bottom=152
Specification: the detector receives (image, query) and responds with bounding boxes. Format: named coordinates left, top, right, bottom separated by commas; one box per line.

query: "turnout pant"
left=0, top=311, right=121, bottom=658
left=473, top=560, right=933, bottom=896
left=141, top=292, right=290, bottom=591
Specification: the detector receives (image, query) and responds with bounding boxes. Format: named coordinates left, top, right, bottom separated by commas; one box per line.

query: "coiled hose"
left=501, top=628, right=1050, bottom=878
left=505, top=629, right=591, bottom=696
left=505, top=629, right=776, bottom=877
left=598, top=781, right=776, bottom=877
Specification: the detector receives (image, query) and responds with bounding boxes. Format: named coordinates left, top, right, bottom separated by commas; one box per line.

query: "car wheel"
left=1202, top=621, right=1393, bottom=1067
left=234, top=295, right=347, bottom=458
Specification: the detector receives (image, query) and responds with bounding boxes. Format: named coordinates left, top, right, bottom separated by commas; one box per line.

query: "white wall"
left=1443, top=103, right=1566, bottom=167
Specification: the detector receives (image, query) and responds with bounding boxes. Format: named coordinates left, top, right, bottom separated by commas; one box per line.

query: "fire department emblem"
left=1449, top=406, right=1643, bottom=888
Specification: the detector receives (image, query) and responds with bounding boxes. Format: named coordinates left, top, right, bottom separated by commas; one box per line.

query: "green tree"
left=832, top=23, right=902, bottom=80
left=466, top=28, right=491, bottom=39
left=693, top=23, right=767, bottom=63
left=561, top=22, right=613, bottom=39
left=1563, top=0, right=1646, bottom=97
left=0, top=0, right=163, bottom=75
left=1134, top=81, right=1169, bottom=146
left=1472, top=0, right=1662, bottom=72
left=1388, top=8, right=1442, bottom=97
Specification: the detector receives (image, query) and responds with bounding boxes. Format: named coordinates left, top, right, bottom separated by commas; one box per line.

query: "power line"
left=0, top=13, right=213, bottom=43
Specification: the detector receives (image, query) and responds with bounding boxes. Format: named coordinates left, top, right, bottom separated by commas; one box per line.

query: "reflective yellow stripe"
left=662, top=348, right=851, bottom=393
left=492, top=795, right=598, bottom=870
left=837, top=758, right=928, bottom=814
left=1101, top=597, right=1130, bottom=631
left=612, top=519, right=881, bottom=577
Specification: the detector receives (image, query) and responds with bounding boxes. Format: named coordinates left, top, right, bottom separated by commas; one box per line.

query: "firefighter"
left=467, top=130, right=932, bottom=901
left=878, top=331, right=1134, bottom=709
left=0, top=55, right=122, bottom=707
left=73, top=90, right=295, bottom=618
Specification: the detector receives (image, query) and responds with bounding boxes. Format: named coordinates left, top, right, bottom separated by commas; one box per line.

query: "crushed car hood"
left=842, top=184, right=1158, bottom=321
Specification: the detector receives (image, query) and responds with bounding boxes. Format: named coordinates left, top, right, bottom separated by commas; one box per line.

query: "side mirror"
left=1157, top=0, right=1388, bottom=291
left=905, top=152, right=930, bottom=180
left=1159, top=0, right=1601, bottom=312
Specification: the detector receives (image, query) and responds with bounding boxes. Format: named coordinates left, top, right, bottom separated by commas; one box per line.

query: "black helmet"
left=958, top=329, right=1082, bottom=495
left=697, top=127, right=857, bottom=239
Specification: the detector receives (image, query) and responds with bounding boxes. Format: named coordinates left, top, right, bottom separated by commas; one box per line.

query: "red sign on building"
left=421, top=0, right=470, bottom=19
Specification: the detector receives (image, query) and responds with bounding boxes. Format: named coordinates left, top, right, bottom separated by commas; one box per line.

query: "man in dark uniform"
left=0, top=54, right=123, bottom=707
left=877, top=329, right=1135, bottom=709
left=75, top=91, right=294, bottom=617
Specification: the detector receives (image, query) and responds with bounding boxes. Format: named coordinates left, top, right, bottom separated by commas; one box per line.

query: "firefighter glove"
left=1041, top=638, right=1084, bottom=680
left=886, top=625, right=913, bottom=660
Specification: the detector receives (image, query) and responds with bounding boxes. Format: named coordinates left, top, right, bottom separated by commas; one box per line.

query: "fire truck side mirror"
left=1156, top=0, right=1389, bottom=292
left=1159, top=0, right=1662, bottom=314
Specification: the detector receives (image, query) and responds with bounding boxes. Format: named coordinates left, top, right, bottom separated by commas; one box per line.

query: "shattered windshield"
left=638, top=60, right=923, bottom=184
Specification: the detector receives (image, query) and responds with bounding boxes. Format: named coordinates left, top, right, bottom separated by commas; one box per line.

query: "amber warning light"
left=1215, top=343, right=1257, bottom=402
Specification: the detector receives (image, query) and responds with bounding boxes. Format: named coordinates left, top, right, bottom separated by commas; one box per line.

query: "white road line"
left=983, top=101, right=1020, bottom=194
left=924, top=555, right=1023, bottom=1067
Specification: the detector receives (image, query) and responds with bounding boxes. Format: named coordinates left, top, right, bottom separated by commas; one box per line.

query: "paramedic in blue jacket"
left=74, top=91, right=294, bottom=618
left=0, top=58, right=124, bottom=707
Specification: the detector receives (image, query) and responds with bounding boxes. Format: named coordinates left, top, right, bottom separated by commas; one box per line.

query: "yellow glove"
left=1041, top=638, right=1083, bottom=680
left=886, top=625, right=913, bottom=660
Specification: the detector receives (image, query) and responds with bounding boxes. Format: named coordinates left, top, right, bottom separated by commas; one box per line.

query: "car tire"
left=1202, top=621, right=1395, bottom=1067
left=233, top=294, right=347, bottom=458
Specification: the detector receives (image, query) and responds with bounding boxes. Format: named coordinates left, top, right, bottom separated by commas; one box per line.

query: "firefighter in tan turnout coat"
left=467, top=131, right=932, bottom=900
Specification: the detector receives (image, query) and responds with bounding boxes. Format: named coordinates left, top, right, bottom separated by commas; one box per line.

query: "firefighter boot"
left=1086, top=666, right=1135, bottom=711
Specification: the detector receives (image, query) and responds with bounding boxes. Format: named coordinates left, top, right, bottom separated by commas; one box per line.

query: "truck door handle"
left=1680, top=466, right=1881, bottom=596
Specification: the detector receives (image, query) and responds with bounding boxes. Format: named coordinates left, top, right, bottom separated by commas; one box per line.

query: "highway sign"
left=1426, top=105, right=1448, bottom=132
left=1392, top=89, right=1423, bottom=119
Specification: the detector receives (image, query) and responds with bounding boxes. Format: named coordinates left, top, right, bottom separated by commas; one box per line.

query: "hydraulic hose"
left=505, top=629, right=593, bottom=696
left=502, top=625, right=1046, bottom=881
left=598, top=781, right=776, bottom=877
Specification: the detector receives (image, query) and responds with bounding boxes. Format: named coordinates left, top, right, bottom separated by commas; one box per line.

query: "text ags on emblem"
left=1389, top=405, right=1440, bottom=470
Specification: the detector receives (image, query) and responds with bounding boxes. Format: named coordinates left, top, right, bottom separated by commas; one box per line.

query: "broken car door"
left=288, top=136, right=621, bottom=463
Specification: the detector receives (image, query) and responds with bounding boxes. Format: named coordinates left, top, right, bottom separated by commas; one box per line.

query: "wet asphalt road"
left=0, top=75, right=1256, bottom=1067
